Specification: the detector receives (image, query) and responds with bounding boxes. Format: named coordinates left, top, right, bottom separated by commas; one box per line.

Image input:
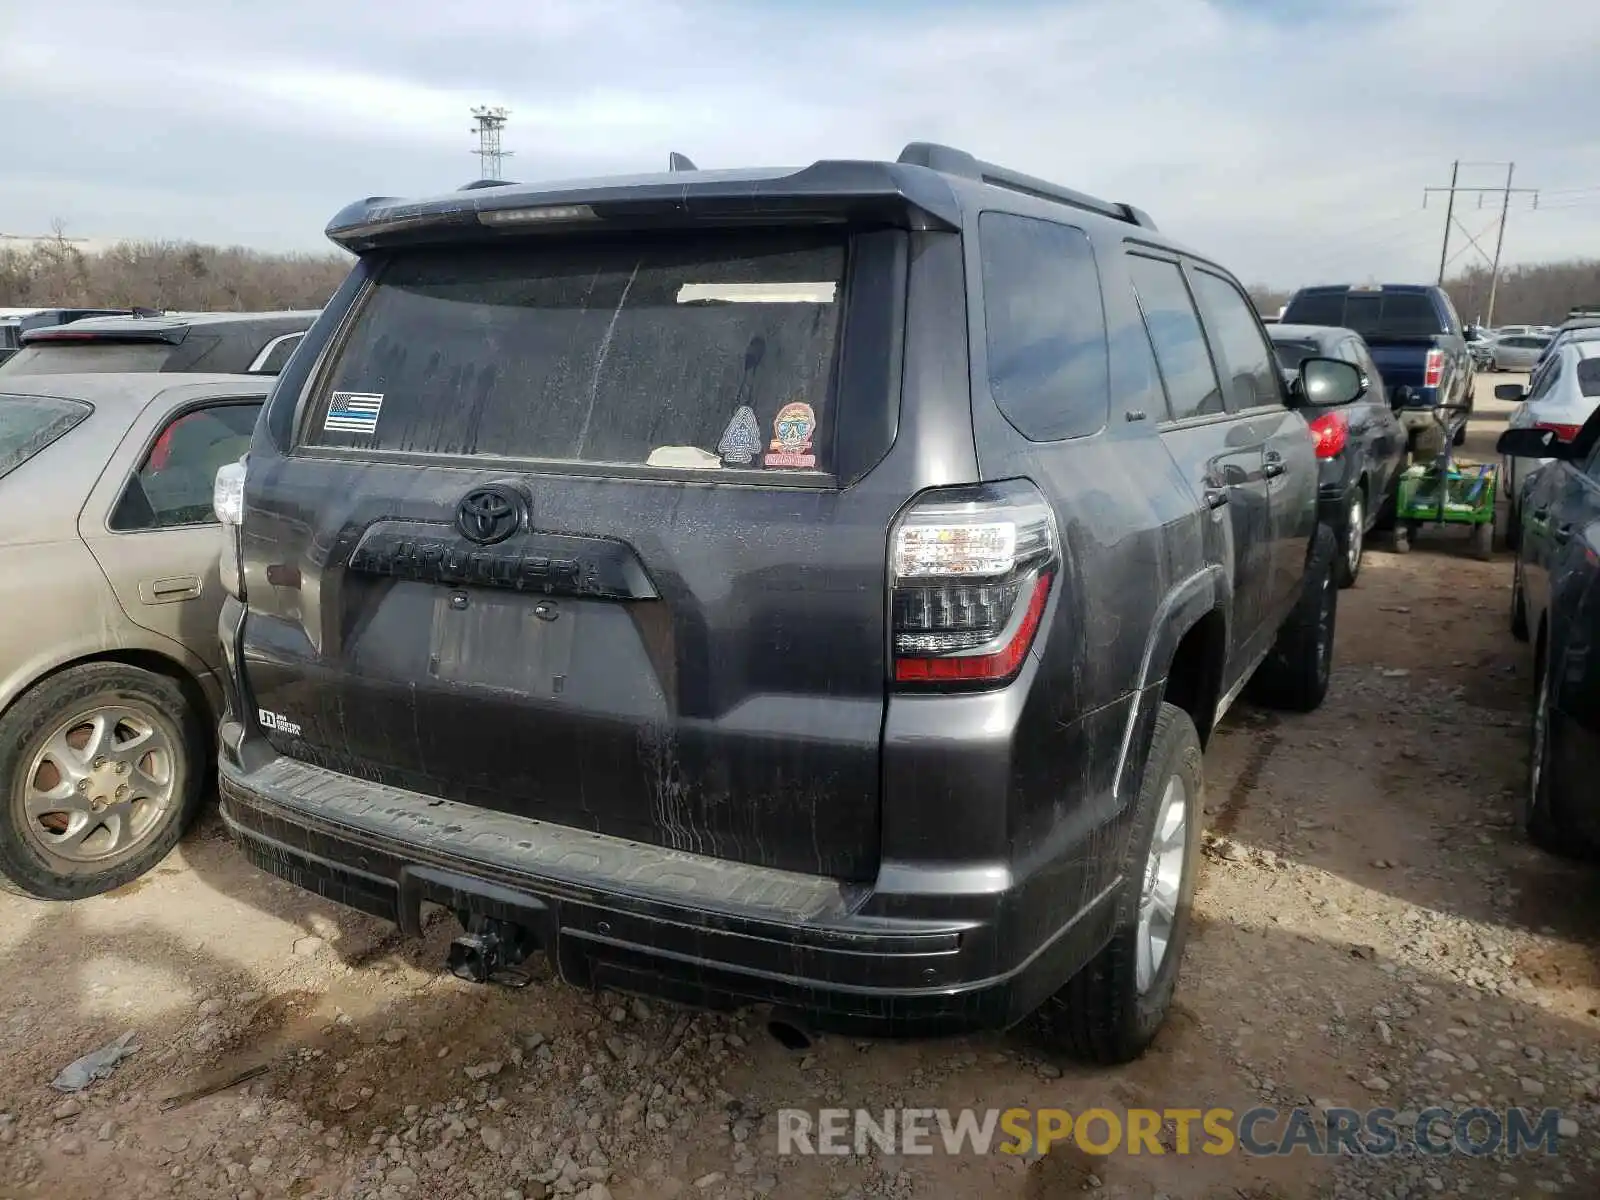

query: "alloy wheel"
left=20, top=704, right=178, bottom=870
left=1136, top=776, right=1188, bottom=995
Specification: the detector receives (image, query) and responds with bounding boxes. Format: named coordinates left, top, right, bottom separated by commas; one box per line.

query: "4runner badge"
left=258, top=709, right=302, bottom=736
left=763, top=401, right=817, bottom=469
left=716, top=406, right=761, bottom=464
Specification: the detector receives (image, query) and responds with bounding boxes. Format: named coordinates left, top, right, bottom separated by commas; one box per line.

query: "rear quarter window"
left=977, top=212, right=1109, bottom=441
left=0, top=394, right=91, bottom=480
left=1577, top=358, right=1600, bottom=398
left=302, top=233, right=847, bottom=476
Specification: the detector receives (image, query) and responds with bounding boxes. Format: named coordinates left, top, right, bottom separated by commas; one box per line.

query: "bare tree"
left=0, top=236, right=351, bottom=311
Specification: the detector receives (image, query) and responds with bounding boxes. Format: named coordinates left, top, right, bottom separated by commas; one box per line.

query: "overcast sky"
left=3, top=0, right=1597, bottom=287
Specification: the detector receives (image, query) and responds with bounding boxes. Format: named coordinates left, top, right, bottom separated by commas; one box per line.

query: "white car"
left=1499, top=338, right=1600, bottom=546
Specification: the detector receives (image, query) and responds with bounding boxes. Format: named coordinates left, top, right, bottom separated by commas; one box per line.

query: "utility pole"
left=1424, top=162, right=1539, bottom=321
left=470, top=106, right=513, bottom=181
left=1486, top=164, right=1515, bottom=329
left=1435, top=160, right=1458, bottom=286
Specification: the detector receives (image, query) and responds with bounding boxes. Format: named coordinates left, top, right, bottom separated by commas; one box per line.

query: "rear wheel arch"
left=1161, top=608, right=1228, bottom=747
left=4, top=647, right=216, bottom=736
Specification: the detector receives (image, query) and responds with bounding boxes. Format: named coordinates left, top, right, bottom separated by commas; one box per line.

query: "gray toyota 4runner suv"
left=215, top=143, right=1362, bottom=1063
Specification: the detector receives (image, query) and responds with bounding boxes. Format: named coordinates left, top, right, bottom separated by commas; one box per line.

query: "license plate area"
left=428, top=589, right=576, bottom=697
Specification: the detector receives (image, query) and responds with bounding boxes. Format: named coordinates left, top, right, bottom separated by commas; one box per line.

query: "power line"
left=1424, top=161, right=1540, bottom=327
left=470, top=106, right=513, bottom=181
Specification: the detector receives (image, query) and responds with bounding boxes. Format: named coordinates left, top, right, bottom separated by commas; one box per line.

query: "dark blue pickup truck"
left=1280, top=284, right=1474, bottom=452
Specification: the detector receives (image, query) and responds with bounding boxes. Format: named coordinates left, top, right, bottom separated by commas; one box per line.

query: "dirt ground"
left=1, top=374, right=1596, bottom=1200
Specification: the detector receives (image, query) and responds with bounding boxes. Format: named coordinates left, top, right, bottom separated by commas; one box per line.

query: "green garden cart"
left=1393, top=402, right=1497, bottom=561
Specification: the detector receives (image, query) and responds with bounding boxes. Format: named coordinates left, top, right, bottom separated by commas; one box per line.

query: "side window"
left=1439, top=291, right=1462, bottom=334
left=110, top=403, right=261, bottom=531
left=1527, top=357, right=1562, bottom=401
left=978, top=213, right=1110, bottom=441
left=1127, top=255, right=1224, bottom=421
left=1188, top=268, right=1283, bottom=411
left=253, top=333, right=303, bottom=375
left=1586, top=441, right=1600, bottom=484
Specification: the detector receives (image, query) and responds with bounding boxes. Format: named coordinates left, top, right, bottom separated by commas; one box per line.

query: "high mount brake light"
left=889, top=481, right=1058, bottom=689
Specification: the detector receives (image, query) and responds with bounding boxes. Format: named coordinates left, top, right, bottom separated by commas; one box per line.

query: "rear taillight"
left=1307, top=411, right=1349, bottom=459
left=1423, top=349, right=1444, bottom=388
left=214, top=458, right=247, bottom=600
left=1534, top=422, right=1584, bottom=443
left=890, top=481, right=1058, bottom=689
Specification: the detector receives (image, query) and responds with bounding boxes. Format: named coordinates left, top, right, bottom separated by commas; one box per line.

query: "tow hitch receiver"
left=446, top=914, right=538, bottom=988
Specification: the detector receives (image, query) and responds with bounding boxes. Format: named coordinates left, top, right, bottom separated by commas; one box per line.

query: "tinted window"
left=1128, top=256, right=1224, bottom=420
left=111, top=403, right=260, bottom=530
left=1281, top=290, right=1445, bottom=340
left=1271, top=339, right=1320, bottom=371
left=978, top=213, right=1109, bottom=441
left=1527, top=357, right=1561, bottom=400
left=0, top=343, right=172, bottom=375
left=254, top=333, right=303, bottom=375
left=305, top=233, right=846, bottom=475
left=0, top=394, right=91, bottom=480
left=1279, top=292, right=1345, bottom=327
left=1189, top=270, right=1281, bottom=410
left=1578, top=358, right=1600, bottom=398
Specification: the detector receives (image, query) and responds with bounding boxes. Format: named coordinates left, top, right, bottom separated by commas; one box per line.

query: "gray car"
left=1485, top=333, right=1552, bottom=372
left=1498, top=339, right=1600, bottom=545
left=0, top=373, right=268, bottom=899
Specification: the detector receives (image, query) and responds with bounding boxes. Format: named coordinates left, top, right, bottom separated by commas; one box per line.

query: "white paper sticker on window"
left=676, top=282, right=837, bottom=305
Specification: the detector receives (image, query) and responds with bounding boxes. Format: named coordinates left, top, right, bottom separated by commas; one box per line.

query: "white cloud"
left=1, top=0, right=1597, bottom=284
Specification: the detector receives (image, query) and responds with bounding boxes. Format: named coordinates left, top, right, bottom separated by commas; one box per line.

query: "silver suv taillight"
left=890, top=480, right=1058, bottom=687
left=214, top=458, right=247, bottom=599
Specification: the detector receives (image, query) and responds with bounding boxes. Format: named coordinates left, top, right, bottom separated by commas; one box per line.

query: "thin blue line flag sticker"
left=324, top=391, right=383, bottom=434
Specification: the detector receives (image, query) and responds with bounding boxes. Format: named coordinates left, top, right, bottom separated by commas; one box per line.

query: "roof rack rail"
left=896, top=141, right=1157, bottom=231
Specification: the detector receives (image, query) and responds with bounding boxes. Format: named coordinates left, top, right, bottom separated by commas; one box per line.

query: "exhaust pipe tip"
left=766, top=1007, right=813, bottom=1052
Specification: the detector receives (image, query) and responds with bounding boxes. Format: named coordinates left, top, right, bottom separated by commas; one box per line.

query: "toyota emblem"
left=455, top=485, right=524, bottom=545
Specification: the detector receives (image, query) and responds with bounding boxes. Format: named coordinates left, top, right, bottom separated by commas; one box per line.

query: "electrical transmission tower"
left=470, top=106, right=513, bottom=181
left=1424, top=161, right=1539, bottom=327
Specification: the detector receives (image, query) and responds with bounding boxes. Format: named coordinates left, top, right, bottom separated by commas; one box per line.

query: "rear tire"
left=1510, top=559, right=1529, bottom=643
left=1527, top=640, right=1595, bottom=859
left=1473, top=518, right=1494, bottom=562
left=0, top=664, right=205, bottom=900
left=1334, top=487, right=1365, bottom=589
left=1247, top=523, right=1338, bottom=713
left=1033, top=703, right=1202, bottom=1064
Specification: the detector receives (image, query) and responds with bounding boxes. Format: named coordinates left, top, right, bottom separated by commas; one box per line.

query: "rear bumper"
left=218, top=737, right=1120, bottom=1034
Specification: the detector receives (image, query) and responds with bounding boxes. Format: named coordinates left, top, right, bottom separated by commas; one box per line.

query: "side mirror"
left=1494, top=383, right=1526, bottom=402
left=1496, top=427, right=1577, bottom=460
left=1296, top=356, right=1365, bottom=406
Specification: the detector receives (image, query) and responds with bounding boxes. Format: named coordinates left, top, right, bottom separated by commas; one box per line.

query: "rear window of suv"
left=304, top=233, right=847, bottom=475
left=1281, top=291, right=1445, bottom=341
left=0, top=343, right=172, bottom=375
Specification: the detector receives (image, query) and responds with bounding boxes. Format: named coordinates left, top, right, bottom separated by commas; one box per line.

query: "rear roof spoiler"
left=324, top=141, right=1157, bottom=252
left=21, top=323, right=187, bottom=346
left=896, top=141, right=1157, bottom=231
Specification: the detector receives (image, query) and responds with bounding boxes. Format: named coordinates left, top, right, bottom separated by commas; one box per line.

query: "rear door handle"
left=141, top=575, right=202, bottom=604
left=1204, top=488, right=1231, bottom=510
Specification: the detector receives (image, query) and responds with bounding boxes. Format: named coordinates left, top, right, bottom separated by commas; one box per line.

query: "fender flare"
left=1112, top=564, right=1231, bottom=800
